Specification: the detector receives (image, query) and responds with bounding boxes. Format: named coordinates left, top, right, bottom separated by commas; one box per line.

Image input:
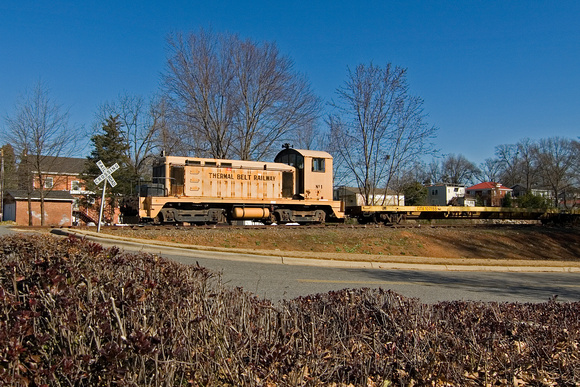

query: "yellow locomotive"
left=121, top=147, right=344, bottom=225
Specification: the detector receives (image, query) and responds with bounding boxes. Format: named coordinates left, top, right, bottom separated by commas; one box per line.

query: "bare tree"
left=514, top=138, right=539, bottom=190
left=495, top=143, right=520, bottom=187
left=426, top=159, right=443, bottom=185
left=533, top=137, right=577, bottom=208
left=440, top=154, right=479, bottom=185
left=164, top=30, right=236, bottom=158
left=3, top=81, right=79, bottom=225
left=97, top=93, right=163, bottom=183
left=329, top=63, right=437, bottom=205
left=289, top=120, right=325, bottom=150
left=232, top=38, right=321, bottom=160
left=378, top=95, right=437, bottom=202
left=163, top=29, right=321, bottom=160
left=150, top=96, right=190, bottom=156
left=496, top=138, right=538, bottom=189
left=574, top=139, right=580, bottom=188
left=476, top=157, right=502, bottom=183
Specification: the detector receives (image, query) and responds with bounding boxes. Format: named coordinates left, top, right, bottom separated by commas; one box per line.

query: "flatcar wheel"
left=358, top=213, right=377, bottom=224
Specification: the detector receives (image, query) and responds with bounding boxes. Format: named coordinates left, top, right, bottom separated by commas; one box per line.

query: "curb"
left=48, top=228, right=580, bottom=273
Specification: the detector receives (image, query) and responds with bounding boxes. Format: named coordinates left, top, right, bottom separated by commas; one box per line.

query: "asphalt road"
left=161, top=251, right=580, bottom=304
left=4, top=226, right=580, bottom=304
left=65, top=228, right=580, bottom=304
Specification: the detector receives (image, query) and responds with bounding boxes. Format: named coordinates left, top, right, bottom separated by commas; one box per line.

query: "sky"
left=1, top=0, right=579, bottom=164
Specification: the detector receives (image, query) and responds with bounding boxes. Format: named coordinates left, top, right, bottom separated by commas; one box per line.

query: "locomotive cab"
left=274, top=148, right=334, bottom=201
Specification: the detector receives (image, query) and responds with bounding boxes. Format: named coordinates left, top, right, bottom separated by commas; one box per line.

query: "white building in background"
left=427, top=184, right=475, bottom=206
left=333, top=186, right=405, bottom=207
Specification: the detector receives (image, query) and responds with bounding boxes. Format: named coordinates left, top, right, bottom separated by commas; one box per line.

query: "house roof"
left=4, top=190, right=74, bottom=201
left=467, top=182, right=511, bottom=191
left=29, top=156, right=87, bottom=175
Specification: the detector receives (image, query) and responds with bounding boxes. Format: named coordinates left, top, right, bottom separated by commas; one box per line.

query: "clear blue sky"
left=1, top=1, right=579, bottom=164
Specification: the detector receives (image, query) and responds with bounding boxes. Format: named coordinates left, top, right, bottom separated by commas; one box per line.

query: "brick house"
left=466, top=182, right=512, bottom=207
left=14, top=155, right=122, bottom=225
left=3, top=190, right=74, bottom=226
left=25, top=156, right=102, bottom=225
left=29, top=156, right=88, bottom=193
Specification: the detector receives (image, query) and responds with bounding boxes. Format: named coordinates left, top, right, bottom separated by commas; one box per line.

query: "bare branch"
left=328, top=63, right=437, bottom=205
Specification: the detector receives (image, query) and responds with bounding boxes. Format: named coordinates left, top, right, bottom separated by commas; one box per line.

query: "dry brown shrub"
left=1, top=234, right=579, bottom=385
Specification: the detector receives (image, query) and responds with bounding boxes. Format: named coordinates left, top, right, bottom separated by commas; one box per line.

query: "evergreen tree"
left=402, top=181, right=428, bottom=206
left=81, top=116, right=132, bottom=223
left=84, top=115, right=132, bottom=195
left=519, top=192, right=551, bottom=209
left=502, top=192, right=513, bottom=208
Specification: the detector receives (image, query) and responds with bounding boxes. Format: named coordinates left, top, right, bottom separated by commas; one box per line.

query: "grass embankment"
left=1, top=234, right=579, bottom=385
left=103, top=224, right=580, bottom=262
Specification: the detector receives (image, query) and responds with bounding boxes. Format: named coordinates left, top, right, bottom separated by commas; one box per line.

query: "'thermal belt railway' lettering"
left=208, top=172, right=275, bottom=181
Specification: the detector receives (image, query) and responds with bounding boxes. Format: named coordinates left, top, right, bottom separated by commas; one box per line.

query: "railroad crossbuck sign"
left=94, top=160, right=119, bottom=187
left=93, top=160, right=120, bottom=232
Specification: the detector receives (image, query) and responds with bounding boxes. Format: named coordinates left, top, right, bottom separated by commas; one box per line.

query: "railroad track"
left=101, top=221, right=544, bottom=232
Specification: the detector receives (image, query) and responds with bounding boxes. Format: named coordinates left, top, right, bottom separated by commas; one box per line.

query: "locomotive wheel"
left=207, top=209, right=227, bottom=224
left=262, top=212, right=278, bottom=225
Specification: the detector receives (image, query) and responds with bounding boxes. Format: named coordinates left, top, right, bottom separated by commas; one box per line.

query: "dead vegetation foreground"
left=1, top=234, right=579, bottom=385
left=102, top=224, right=580, bottom=262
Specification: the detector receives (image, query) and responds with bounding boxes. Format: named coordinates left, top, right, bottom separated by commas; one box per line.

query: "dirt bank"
left=100, top=224, right=580, bottom=262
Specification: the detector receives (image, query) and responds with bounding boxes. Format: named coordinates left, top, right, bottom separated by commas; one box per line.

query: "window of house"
left=71, top=180, right=80, bottom=191
left=312, top=158, right=325, bottom=172
left=44, top=177, right=53, bottom=189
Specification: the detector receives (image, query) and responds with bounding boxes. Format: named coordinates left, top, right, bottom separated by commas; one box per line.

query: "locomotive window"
left=204, top=161, right=217, bottom=167
left=220, top=162, right=232, bottom=168
left=185, top=160, right=201, bottom=165
left=275, top=152, right=304, bottom=169
left=312, top=158, right=325, bottom=172
left=153, top=165, right=166, bottom=179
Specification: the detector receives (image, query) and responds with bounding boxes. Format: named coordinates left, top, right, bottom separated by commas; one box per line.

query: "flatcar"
left=348, top=205, right=573, bottom=224
left=121, top=147, right=344, bottom=225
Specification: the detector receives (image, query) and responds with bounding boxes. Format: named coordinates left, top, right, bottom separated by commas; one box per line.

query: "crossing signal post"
left=93, top=160, right=119, bottom=233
